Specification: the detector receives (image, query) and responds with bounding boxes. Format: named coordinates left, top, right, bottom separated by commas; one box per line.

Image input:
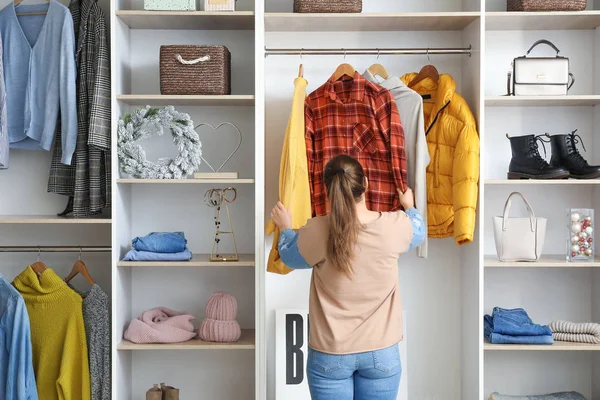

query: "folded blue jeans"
left=307, top=345, right=401, bottom=400
left=132, top=232, right=187, bottom=253
left=123, top=248, right=192, bottom=261
left=487, top=332, right=554, bottom=345
left=489, top=307, right=552, bottom=336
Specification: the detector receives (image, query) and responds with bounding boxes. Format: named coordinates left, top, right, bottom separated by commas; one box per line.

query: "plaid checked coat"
left=48, top=0, right=111, bottom=217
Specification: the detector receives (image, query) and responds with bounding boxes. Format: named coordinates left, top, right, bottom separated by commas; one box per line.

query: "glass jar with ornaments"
left=568, top=209, right=594, bottom=262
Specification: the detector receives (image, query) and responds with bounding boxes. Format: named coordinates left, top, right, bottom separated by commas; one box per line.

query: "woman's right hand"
left=398, top=187, right=415, bottom=210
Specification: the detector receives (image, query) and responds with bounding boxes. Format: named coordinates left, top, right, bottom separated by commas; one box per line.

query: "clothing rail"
left=0, top=246, right=111, bottom=253
left=264, top=46, right=472, bottom=57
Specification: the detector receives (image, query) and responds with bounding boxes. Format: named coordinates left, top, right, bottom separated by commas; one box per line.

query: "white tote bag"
left=493, top=192, right=547, bottom=262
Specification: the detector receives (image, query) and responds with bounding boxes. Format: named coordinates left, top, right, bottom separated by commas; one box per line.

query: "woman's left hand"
left=271, top=201, right=293, bottom=231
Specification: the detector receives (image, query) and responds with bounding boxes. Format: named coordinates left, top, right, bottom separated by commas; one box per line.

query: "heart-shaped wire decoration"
left=194, top=122, right=243, bottom=173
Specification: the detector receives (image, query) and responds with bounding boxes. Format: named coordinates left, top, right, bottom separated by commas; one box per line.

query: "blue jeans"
left=307, top=345, right=401, bottom=400
left=490, top=307, right=552, bottom=336
left=132, top=232, right=187, bottom=253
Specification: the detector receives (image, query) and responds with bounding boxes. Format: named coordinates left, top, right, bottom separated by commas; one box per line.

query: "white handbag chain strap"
left=176, top=54, right=211, bottom=65
left=502, top=191, right=536, bottom=232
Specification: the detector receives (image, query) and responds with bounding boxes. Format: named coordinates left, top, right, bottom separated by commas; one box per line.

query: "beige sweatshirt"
left=297, top=211, right=414, bottom=355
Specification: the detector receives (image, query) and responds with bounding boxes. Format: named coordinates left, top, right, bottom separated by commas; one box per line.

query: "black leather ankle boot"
left=549, top=130, right=600, bottom=179
left=507, top=134, right=570, bottom=180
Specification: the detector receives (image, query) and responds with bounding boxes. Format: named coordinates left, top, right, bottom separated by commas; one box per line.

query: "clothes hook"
left=300, top=48, right=303, bottom=59
left=427, top=48, right=432, bottom=65
left=343, top=49, right=347, bottom=60
left=377, top=48, right=380, bottom=60
left=79, top=246, right=83, bottom=261
left=37, top=246, right=40, bottom=262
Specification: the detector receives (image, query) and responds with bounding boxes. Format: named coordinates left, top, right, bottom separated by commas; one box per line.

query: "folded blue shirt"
left=123, top=248, right=192, bottom=261
left=132, top=232, right=187, bottom=253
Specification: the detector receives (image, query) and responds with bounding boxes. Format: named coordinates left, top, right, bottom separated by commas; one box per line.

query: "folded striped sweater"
left=549, top=321, right=600, bottom=344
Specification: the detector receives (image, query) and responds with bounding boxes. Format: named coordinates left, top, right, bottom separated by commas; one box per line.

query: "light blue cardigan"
left=0, top=0, right=77, bottom=165
left=0, top=275, right=38, bottom=400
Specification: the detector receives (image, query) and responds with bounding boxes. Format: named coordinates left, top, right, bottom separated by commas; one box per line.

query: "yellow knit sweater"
left=265, top=77, right=312, bottom=275
left=13, top=267, right=91, bottom=400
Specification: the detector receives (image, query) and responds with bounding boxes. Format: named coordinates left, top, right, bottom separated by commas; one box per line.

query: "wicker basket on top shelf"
left=507, top=0, right=587, bottom=11
left=293, top=0, right=362, bottom=13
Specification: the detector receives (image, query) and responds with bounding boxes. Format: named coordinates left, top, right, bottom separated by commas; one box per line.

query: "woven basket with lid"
left=507, top=0, right=586, bottom=11
left=160, top=45, right=231, bottom=96
left=294, top=0, right=362, bottom=13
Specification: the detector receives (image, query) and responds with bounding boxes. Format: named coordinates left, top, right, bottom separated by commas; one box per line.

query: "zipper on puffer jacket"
left=426, top=100, right=451, bottom=136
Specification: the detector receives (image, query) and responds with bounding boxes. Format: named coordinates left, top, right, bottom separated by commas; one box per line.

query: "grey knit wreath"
left=118, top=106, right=202, bottom=179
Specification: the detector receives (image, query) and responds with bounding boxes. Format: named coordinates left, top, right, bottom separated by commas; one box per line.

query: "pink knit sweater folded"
left=124, top=307, right=197, bottom=344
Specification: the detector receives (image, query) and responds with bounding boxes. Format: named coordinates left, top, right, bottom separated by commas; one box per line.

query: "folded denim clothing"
left=489, top=392, right=586, bottom=400
left=549, top=321, right=600, bottom=344
left=487, top=332, right=553, bottom=345
left=132, top=232, right=187, bottom=253
left=123, top=248, right=192, bottom=261
left=490, top=307, right=552, bottom=336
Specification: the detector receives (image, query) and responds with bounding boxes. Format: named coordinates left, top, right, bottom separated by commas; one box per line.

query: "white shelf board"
left=118, top=253, right=255, bottom=267
left=265, top=12, right=480, bottom=32
left=486, top=11, right=600, bottom=31
left=486, top=179, right=600, bottom=186
left=485, top=341, right=600, bottom=351
left=485, top=255, right=600, bottom=268
left=0, top=215, right=111, bottom=224
left=486, top=96, right=600, bottom=107
left=118, top=329, right=255, bottom=350
left=117, top=178, right=255, bottom=184
left=116, top=95, right=255, bottom=107
left=115, top=11, right=255, bottom=30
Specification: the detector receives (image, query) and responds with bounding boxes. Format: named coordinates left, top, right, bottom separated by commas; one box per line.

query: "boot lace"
left=566, top=129, right=589, bottom=167
left=532, top=135, right=551, bottom=167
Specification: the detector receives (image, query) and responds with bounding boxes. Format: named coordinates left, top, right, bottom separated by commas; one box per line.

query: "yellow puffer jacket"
left=400, top=73, right=479, bottom=246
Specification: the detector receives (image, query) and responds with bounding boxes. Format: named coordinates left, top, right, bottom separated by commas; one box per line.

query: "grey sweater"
left=363, top=70, right=430, bottom=258
left=72, top=284, right=111, bottom=400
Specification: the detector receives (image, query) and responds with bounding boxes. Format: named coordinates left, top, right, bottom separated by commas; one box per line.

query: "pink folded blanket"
left=124, top=307, right=197, bottom=344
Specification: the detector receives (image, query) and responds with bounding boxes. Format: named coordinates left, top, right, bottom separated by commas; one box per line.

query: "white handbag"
left=508, top=40, right=575, bottom=96
left=493, top=192, right=547, bottom=262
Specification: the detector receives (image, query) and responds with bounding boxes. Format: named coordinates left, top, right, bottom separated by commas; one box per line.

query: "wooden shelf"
left=0, top=215, right=111, bottom=224
left=118, top=253, right=255, bottom=267
left=485, top=96, right=600, bottom=107
left=485, top=95, right=600, bottom=107
left=118, top=329, right=255, bottom=350
left=116, top=95, right=255, bottom=107
left=485, top=255, right=600, bottom=268
left=485, top=341, right=600, bottom=351
left=265, top=12, right=480, bottom=32
left=486, top=179, right=600, bottom=186
left=116, top=11, right=254, bottom=30
left=117, top=178, right=255, bottom=184
left=486, top=11, right=600, bottom=31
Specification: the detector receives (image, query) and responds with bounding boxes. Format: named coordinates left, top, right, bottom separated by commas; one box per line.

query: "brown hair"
left=323, top=155, right=366, bottom=277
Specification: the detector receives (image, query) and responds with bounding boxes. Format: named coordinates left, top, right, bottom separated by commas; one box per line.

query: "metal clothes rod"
left=265, top=46, right=472, bottom=57
left=0, top=246, right=111, bottom=253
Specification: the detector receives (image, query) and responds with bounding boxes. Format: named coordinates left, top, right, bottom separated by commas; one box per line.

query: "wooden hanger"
left=368, top=63, right=389, bottom=80
left=408, top=49, right=440, bottom=89
left=332, top=63, right=355, bottom=81
left=30, top=247, right=47, bottom=277
left=15, top=0, right=50, bottom=16
left=298, top=64, right=303, bottom=78
left=64, top=248, right=95, bottom=286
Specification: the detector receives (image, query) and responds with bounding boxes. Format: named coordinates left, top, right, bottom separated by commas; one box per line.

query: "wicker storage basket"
left=507, top=0, right=586, bottom=11
left=160, top=45, right=231, bottom=96
left=204, top=0, right=235, bottom=11
left=293, top=0, right=362, bottom=13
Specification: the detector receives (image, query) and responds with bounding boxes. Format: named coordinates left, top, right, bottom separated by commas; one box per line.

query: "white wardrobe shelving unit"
left=111, top=0, right=260, bottom=397
left=262, top=1, right=482, bottom=399
left=484, top=1, right=600, bottom=399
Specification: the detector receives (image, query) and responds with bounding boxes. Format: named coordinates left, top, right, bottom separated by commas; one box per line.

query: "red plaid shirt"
left=305, top=72, right=408, bottom=217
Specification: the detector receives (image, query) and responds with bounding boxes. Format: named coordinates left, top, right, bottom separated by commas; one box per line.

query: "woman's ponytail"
left=324, top=155, right=366, bottom=277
